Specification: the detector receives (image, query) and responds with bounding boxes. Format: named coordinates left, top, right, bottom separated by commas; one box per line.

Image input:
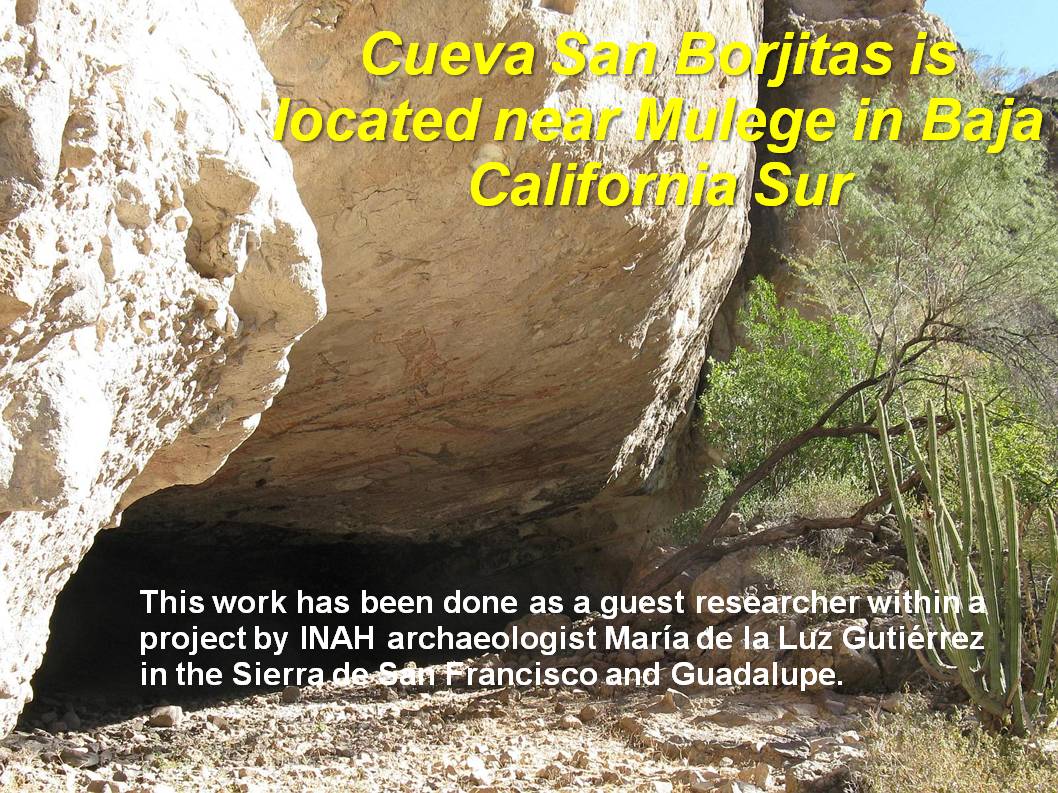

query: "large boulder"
left=134, top=0, right=762, bottom=551
left=689, top=546, right=768, bottom=625
left=0, top=0, right=324, bottom=733
left=787, top=619, right=883, bottom=693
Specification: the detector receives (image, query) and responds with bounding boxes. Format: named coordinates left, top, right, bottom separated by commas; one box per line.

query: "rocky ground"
left=0, top=660, right=897, bottom=793
left=1, top=522, right=917, bottom=792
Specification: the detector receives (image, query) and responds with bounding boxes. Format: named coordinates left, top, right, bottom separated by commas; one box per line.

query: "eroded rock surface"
left=1023, top=71, right=1058, bottom=99
left=0, top=0, right=324, bottom=733
left=134, top=0, right=761, bottom=550
left=709, top=0, right=962, bottom=362
left=765, top=0, right=961, bottom=106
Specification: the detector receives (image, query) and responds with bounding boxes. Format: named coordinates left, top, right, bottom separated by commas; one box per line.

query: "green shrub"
left=696, top=278, right=871, bottom=505
left=986, top=389, right=1058, bottom=510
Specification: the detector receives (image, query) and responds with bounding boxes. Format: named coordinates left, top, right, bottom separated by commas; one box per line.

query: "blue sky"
left=928, top=0, right=1057, bottom=76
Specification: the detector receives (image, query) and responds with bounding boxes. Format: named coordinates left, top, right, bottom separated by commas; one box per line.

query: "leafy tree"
left=708, top=80, right=1058, bottom=531
left=799, top=81, right=1058, bottom=394
left=982, top=383, right=1058, bottom=510
left=640, top=79, right=1058, bottom=594
left=698, top=278, right=869, bottom=499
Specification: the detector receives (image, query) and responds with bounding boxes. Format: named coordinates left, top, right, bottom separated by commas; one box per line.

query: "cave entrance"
left=21, top=521, right=547, bottom=730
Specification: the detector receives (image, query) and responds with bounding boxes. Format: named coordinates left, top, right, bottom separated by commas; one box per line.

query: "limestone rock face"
left=710, top=0, right=962, bottom=363
left=0, top=0, right=324, bottom=733
left=758, top=0, right=962, bottom=120
left=140, top=0, right=761, bottom=543
left=1023, top=72, right=1058, bottom=99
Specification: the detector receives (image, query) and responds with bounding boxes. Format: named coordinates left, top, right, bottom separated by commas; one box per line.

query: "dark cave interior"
left=22, top=517, right=595, bottom=729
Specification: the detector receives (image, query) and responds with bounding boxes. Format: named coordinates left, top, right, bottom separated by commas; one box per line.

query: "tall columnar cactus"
left=877, top=386, right=1058, bottom=736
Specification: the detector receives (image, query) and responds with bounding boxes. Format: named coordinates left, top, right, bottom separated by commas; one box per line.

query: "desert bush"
left=859, top=696, right=1058, bottom=793
left=689, top=78, right=1058, bottom=540
left=754, top=546, right=887, bottom=599
left=750, top=473, right=869, bottom=521
left=664, top=471, right=869, bottom=546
